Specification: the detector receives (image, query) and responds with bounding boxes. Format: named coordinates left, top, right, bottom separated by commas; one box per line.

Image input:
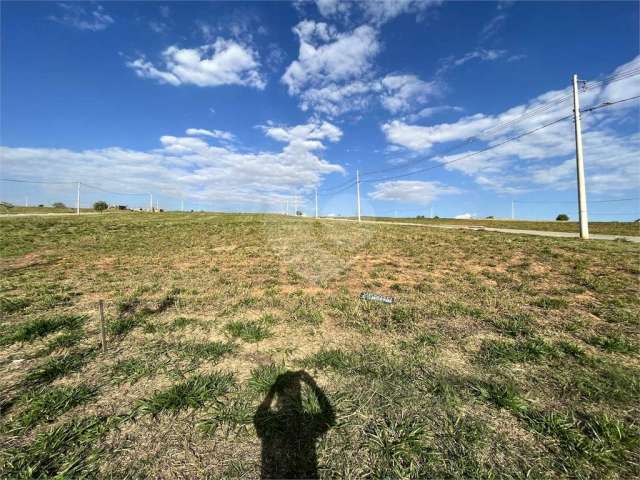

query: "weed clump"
left=226, top=320, right=272, bottom=343
left=137, top=372, right=235, bottom=415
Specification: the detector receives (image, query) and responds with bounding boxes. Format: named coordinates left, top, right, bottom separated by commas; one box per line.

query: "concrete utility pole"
left=315, top=189, right=318, bottom=219
left=356, top=169, right=361, bottom=222
left=430, top=204, right=433, bottom=218
left=572, top=74, right=589, bottom=239
left=181, top=196, right=184, bottom=212
left=294, top=196, right=297, bottom=216
left=511, top=201, right=515, bottom=220
left=285, top=199, right=289, bottom=216
left=25, top=196, right=29, bottom=207
left=76, top=182, right=80, bottom=215
left=149, top=193, right=153, bottom=212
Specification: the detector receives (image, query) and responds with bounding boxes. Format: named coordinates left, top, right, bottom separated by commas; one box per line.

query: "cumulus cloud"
left=0, top=121, right=345, bottom=207
left=369, top=180, right=460, bottom=204
left=382, top=56, right=640, bottom=194
left=380, top=75, right=440, bottom=114
left=454, top=213, right=475, bottom=219
left=282, top=21, right=379, bottom=95
left=283, top=21, right=438, bottom=116
left=49, top=3, right=114, bottom=31
left=127, top=39, right=265, bottom=89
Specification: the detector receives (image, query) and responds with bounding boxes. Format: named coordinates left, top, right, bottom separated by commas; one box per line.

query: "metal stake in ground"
left=98, top=300, right=107, bottom=353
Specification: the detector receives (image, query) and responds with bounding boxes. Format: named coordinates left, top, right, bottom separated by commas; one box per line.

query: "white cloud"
left=454, top=213, right=475, bottom=219
left=437, top=48, right=512, bottom=75
left=127, top=39, right=265, bottom=89
left=479, top=14, right=507, bottom=42
left=313, top=0, right=442, bottom=26
left=369, top=180, right=460, bottom=205
left=49, top=3, right=114, bottom=31
left=299, top=81, right=376, bottom=116
left=382, top=114, right=495, bottom=151
left=0, top=121, right=345, bottom=207
left=186, top=128, right=235, bottom=141
left=261, top=121, right=343, bottom=144
left=382, top=56, right=640, bottom=195
left=380, top=75, right=440, bottom=114
left=404, top=105, right=463, bottom=122
left=282, top=21, right=379, bottom=95
left=148, top=21, right=167, bottom=34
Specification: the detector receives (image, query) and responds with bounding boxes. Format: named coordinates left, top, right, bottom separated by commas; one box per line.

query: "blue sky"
left=1, top=1, right=639, bottom=219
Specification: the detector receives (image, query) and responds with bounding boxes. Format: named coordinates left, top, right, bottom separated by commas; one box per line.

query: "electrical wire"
left=358, top=68, right=640, bottom=180
left=362, top=114, right=573, bottom=184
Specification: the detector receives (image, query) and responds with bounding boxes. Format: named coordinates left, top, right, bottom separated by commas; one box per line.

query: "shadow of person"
left=254, top=370, right=335, bottom=479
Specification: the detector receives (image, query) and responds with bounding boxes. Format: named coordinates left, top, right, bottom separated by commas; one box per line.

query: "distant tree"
left=93, top=200, right=108, bottom=212
left=486, top=215, right=495, bottom=219
left=52, top=202, right=66, bottom=208
left=416, top=215, right=425, bottom=219
left=556, top=213, right=570, bottom=221
left=296, top=210, right=303, bottom=216
left=433, top=215, right=440, bottom=219
left=38, top=204, right=44, bottom=208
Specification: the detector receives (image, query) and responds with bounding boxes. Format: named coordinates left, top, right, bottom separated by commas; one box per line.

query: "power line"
left=362, top=114, right=574, bottom=184
left=79, top=182, right=149, bottom=197
left=515, top=197, right=639, bottom=204
left=0, top=178, right=74, bottom=185
left=358, top=68, right=640, bottom=180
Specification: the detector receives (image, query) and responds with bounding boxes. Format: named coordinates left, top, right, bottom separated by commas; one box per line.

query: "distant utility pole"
left=511, top=201, right=515, bottom=220
left=430, top=204, right=433, bottom=218
left=25, top=196, right=29, bottom=207
left=285, top=199, right=289, bottom=216
left=315, top=189, right=318, bottom=219
left=356, top=169, right=361, bottom=222
left=76, top=182, right=80, bottom=215
left=149, top=193, right=153, bottom=212
left=181, top=196, right=184, bottom=212
left=294, top=196, right=297, bottom=216
left=156, top=199, right=159, bottom=212
left=572, top=74, right=589, bottom=239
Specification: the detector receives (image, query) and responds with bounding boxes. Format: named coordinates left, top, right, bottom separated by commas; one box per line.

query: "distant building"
left=109, top=204, right=128, bottom=210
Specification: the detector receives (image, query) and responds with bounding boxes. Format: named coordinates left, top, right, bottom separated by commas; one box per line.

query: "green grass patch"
left=533, top=296, right=569, bottom=310
left=247, top=363, right=288, bottom=393
left=225, top=320, right=272, bottom=343
left=300, top=348, right=353, bottom=373
left=0, top=416, right=117, bottom=478
left=0, top=296, right=31, bottom=314
left=1, top=314, right=85, bottom=345
left=490, top=313, right=533, bottom=337
left=478, top=337, right=557, bottom=364
left=137, top=372, right=235, bottom=415
left=9, top=384, right=97, bottom=432
left=586, top=334, right=638, bottom=354
left=107, top=315, right=141, bottom=336
left=173, top=340, right=236, bottom=362
left=24, top=349, right=95, bottom=387
left=110, top=357, right=161, bottom=385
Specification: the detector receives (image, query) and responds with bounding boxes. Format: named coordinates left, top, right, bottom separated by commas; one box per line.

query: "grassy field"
left=366, top=216, right=640, bottom=237
left=1, top=212, right=639, bottom=478
left=0, top=206, right=96, bottom=215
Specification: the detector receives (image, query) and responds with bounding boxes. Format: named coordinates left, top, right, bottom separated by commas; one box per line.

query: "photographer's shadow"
left=254, top=370, right=335, bottom=479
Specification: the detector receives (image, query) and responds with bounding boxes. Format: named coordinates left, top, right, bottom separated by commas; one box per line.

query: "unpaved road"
left=321, top=217, right=640, bottom=243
